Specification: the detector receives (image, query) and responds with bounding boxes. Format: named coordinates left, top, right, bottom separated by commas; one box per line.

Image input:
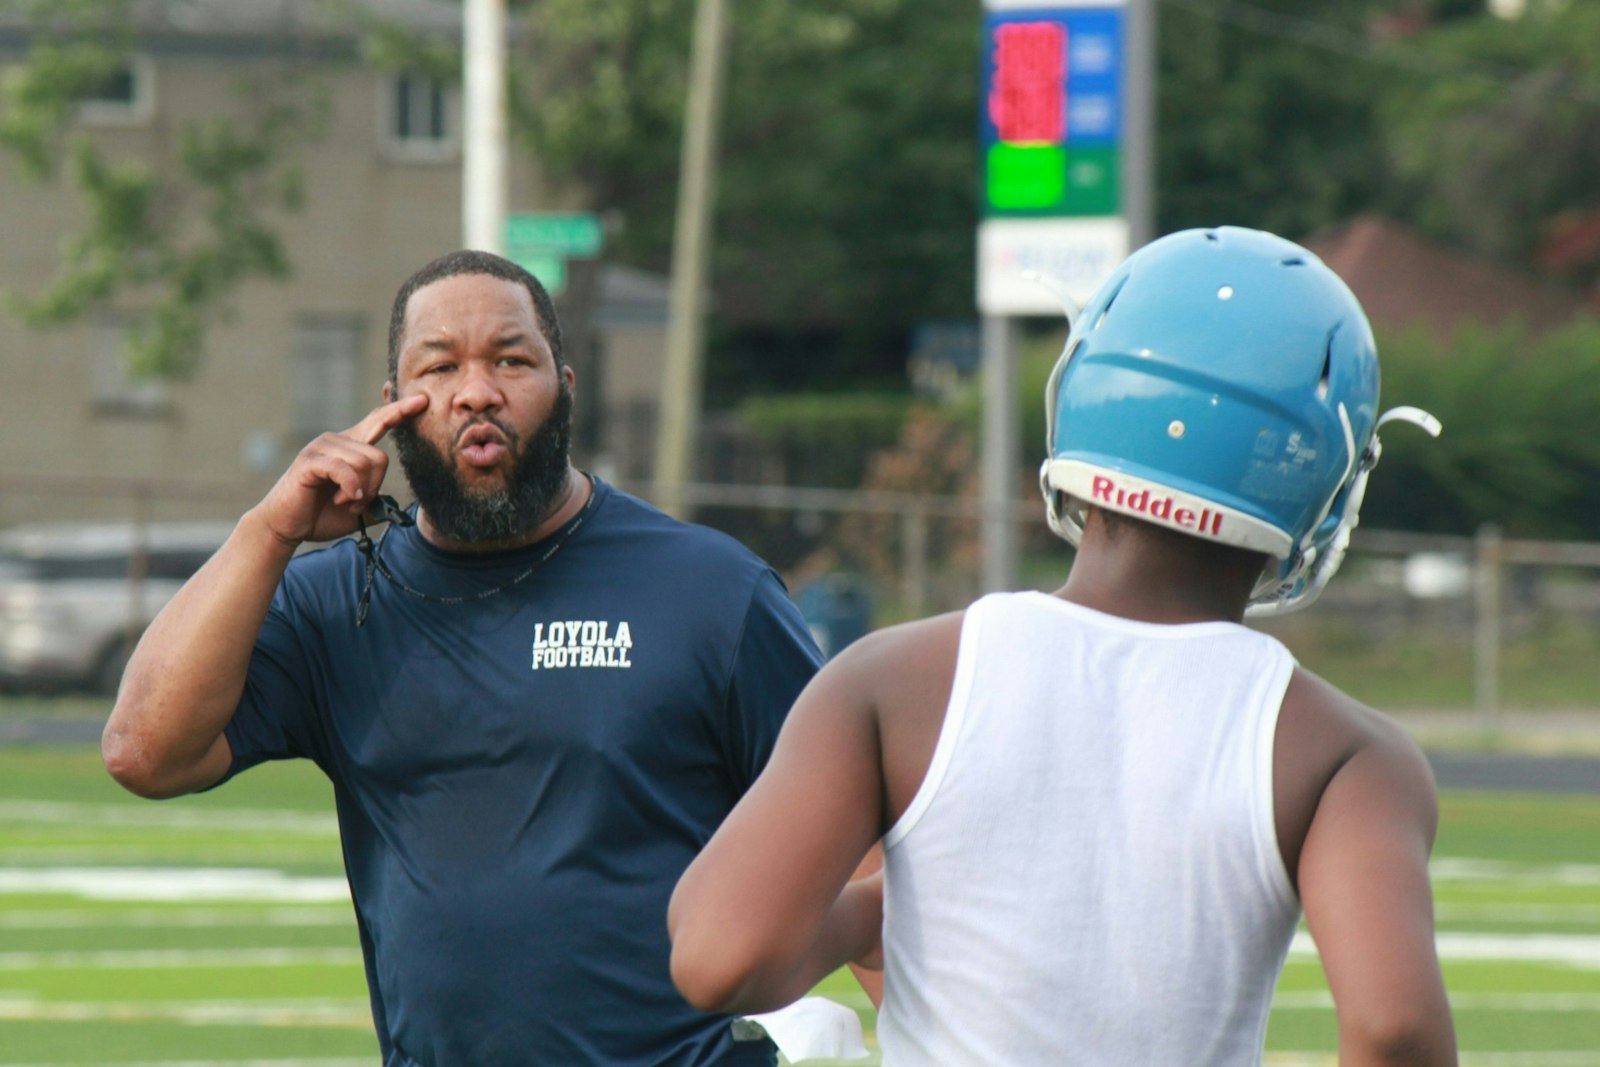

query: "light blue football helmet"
left=1039, top=226, right=1440, bottom=615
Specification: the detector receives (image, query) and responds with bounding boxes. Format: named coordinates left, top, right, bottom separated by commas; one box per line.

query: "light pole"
left=462, top=0, right=507, bottom=253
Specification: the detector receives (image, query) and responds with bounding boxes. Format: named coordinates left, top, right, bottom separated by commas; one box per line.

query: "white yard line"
left=1269, top=1056, right=1600, bottom=1067
left=1274, top=990, right=1600, bottom=1011
left=0, top=905, right=352, bottom=928
left=1432, top=857, right=1600, bottom=886
left=0, top=947, right=362, bottom=971
left=0, top=1061, right=374, bottom=1067
left=0, top=801, right=337, bottom=835
left=0, top=868, right=350, bottom=903
left=1291, top=930, right=1600, bottom=970
left=1435, top=903, right=1600, bottom=925
left=0, top=995, right=370, bottom=1027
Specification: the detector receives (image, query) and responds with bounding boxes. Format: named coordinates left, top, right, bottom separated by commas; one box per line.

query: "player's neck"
left=1055, top=511, right=1262, bottom=625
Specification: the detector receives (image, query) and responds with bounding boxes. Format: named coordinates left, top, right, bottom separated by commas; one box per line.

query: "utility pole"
left=462, top=0, right=507, bottom=253
left=653, top=0, right=729, bottom=518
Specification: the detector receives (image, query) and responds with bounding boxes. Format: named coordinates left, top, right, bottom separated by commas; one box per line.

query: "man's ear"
left=383, top=380, right=395, bottom=403
left=562, top=364, right=576, bottom=391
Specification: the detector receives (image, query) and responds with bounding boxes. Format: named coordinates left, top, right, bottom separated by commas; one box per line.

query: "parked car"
left=0, top=521, right=233, bottom=695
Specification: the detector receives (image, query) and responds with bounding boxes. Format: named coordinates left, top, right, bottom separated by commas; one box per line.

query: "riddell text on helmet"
left=1091, top=475, right=1224, bottom=537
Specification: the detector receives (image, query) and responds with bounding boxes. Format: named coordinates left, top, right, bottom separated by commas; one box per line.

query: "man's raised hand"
left=255, top=393, right=429, bottom=548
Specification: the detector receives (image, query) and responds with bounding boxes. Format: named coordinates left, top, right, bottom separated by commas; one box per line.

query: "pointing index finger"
left=352, top=393, right=428, bottom=446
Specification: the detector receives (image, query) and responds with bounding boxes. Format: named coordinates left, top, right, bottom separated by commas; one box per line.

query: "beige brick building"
left=0, top=1, right=666, bottom=528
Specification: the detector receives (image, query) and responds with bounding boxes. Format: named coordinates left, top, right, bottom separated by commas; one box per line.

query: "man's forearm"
left=102, top=508, right=297, bottom=798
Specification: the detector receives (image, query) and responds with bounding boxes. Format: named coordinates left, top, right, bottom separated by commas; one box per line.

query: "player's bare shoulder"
left=826, top=610, right=964, bottom=708
left=823, top=609, right=967, bottom=826
left=836, top=609, right=965, bottom=663
left=1273, top=666, right=1439, bottom=891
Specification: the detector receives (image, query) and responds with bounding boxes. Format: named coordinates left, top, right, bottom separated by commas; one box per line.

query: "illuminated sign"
left=980, top=6, right=1124, bottom=218
left=990, top=21, right=1066, bottom=143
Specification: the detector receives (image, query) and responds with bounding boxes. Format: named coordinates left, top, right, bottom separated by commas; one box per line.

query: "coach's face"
left=384, top=272, right=575, bottom=547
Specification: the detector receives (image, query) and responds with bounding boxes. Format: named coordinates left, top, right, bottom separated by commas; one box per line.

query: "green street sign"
left=503, top=213, right=604, bottom=258
left=508, top=251, right=567, bottom=295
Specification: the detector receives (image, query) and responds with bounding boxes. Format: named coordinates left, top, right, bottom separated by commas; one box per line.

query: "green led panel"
left=1062, top=147, right=1121, bottom=216
left=986, top=144, right=1066, bottom=211
left=985, top=144, right=1122, bottom=217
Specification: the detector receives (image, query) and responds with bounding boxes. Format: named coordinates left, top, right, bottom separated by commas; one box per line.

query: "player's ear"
left=382, top=380, right=395, bottom=403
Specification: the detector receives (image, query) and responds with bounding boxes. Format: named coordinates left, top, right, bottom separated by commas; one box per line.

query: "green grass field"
left=0, top=745, right=1596, bottom=1066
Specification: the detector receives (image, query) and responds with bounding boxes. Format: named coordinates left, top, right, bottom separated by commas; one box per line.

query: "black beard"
left=392, top=383, right=574, bottom=546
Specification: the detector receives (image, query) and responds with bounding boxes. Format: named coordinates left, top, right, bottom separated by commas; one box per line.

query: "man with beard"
left=102, top=250, right=827, bottom=1065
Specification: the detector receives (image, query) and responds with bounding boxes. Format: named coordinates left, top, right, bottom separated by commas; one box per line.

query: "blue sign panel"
left=980, top=6, right=1125, bottom=216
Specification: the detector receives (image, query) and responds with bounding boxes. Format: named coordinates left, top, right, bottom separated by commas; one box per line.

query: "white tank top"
left=879, top=592, right=1300, bottom=1066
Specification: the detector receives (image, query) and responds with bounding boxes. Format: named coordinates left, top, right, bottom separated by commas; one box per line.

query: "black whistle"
left=368, top=495, right=414, bottom=528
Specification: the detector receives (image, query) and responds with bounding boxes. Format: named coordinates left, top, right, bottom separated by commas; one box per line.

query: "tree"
left=4, top=0, right=983, bottom=395
left=517, top=0, right=980, bottom=401
left=1364, top=317, right=1600, bottom=540
left=1377, top=2, right=1600, bottom=287
left=0, top=0, right=328, bottom=379
left=1155, top=0, right=1398, bottom=239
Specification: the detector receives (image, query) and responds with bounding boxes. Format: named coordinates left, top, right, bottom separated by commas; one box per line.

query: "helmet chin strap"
left=1247, top=404, right=1441, bottom=617
left=1022, top=269, right=1083, bottom=332
left=1377, top=405, right=1443, bottom=437
left=1039, top=476, right=1083, bottom=547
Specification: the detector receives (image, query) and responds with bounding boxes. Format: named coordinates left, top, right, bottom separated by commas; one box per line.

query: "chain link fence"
left=4, top=475, right=1598, bottom=725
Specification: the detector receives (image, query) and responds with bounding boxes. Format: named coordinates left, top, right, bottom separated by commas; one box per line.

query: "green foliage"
left=514, top=0, right=691, bottom=233
left=3, top=0, right=1596, bottom=489
left=912, top=322, right=1066, bottom=471
left=1377, top=2, right=1600, bottom=278
left=0, top=2, right=327, bottom=380
left=742, top=390, right=912, bottom=442
left=0, top=20, right=132, bottom=177
left=518, top=0, right=979, bottom=389
left=1155, top=0, right=1600, bottom=295
left=357, top=15, right=462, bottom=82
left=1156, top=0, right=1397, bottom=238
left=713, top=0, right=978, bottom=334
left=827, top=404, right=982, bottom=596
left=738, top=389, right=913, bottom=488
left=10, top=142, right=160, bottom=327
left=1364, top=316, right=1600, bottom=539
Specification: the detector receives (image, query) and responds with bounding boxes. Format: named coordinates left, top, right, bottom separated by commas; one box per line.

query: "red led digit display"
left=988, top=21, right=1067, bottom=145
left=981, top=7, right=1123, bottom=218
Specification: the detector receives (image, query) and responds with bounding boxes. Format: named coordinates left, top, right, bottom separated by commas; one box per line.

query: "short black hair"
left=387, top=249, right=564, bottom=381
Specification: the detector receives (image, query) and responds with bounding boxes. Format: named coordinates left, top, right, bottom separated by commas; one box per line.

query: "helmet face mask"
left=1039, top=226, right=1439, bottom=615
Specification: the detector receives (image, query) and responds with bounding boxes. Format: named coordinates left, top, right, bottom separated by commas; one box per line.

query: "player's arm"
left=1292, top=680, right=1457, bottom=1066
left=102, top=394, right=427, bottom=799
left=846, top=845, right=886, bottom=1008
left=669, top=636, right=887, bottom=1016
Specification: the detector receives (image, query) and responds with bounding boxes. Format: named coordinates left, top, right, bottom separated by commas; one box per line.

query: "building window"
left=78, top=55, right=155, bottom=126
left=291, top=316, right=364, bottom=443
left=91, top=317, right=170, bottom=418
left=383, top=71, right=456, bottom=158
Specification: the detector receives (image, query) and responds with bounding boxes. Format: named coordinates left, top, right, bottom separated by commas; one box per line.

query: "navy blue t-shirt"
left=222, top=478, right=823, bottom=1066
